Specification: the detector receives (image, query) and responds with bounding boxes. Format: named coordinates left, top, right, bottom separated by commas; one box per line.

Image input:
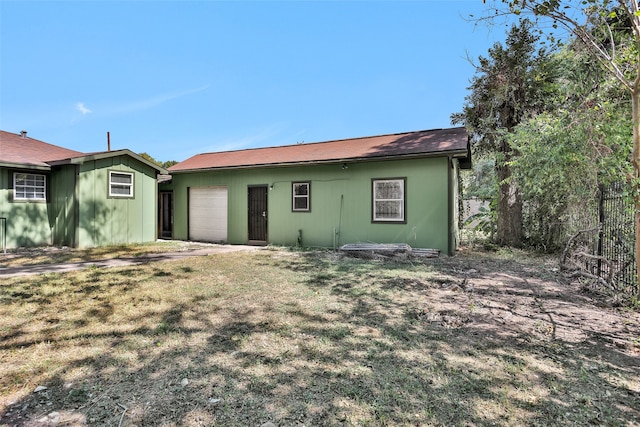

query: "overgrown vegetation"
left=457, top=3, right=638, bottom=297
left=1, top=248, right=638, bottom=426
left=510, top=42, right=633, bottom=252
left=454, top=19, right=555, bottom=247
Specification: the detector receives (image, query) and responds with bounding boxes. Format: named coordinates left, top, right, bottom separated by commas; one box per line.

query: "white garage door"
left=189, top=186, right=228, bottom=243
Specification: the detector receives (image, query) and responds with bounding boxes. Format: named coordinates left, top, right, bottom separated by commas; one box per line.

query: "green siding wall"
left=0, top=167, right=53, bottom=248
left=76, top=156, right=158, bottom=248
left=162, top=157, right=455, bottom=253
left=0, top=156, right=158, bottom=249
left=50, top=165, right=78, bottom=247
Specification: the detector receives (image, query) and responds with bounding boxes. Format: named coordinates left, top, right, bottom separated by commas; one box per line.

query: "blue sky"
left=1, top=0, right=506, bottom=163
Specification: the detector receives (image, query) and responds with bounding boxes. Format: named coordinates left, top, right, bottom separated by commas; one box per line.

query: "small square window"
left=372, top=178, right=405, bottom=222
left=292, top=182, right=310, bottom=212
left=109, top=171, right=134, bottom=198
left=14, top=172, right=46, bottom=201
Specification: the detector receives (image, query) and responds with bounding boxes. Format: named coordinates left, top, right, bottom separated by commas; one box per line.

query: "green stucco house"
left=0, top=130, right=167, bottom=249
left=161, top=127, right=470, bottom=255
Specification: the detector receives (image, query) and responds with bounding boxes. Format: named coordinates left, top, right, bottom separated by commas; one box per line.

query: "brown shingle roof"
left=169, top=127, right=468, bottom=172
left=0, top=130, right=85, bottom=168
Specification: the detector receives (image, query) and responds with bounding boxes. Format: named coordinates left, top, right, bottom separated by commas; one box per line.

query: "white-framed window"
left=109, top=171, right=134, bottom=198
left=14, top=172, right=46, bottom=201
left=372, top=178, right=406, bottom=222
left=292, top=182, right=310, bottom=212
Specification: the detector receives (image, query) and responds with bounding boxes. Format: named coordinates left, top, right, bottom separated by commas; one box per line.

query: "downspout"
left=73, top=164, right=80, bottom=248
left=447, top=156, right=453, bottom=256
left=337, top=194, right=344, bottom=248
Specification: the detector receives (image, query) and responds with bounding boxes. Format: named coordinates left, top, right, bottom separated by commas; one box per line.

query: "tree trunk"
left=495, top=161, right=523, bottom=247
left=631, top=88, right=640, bottom=295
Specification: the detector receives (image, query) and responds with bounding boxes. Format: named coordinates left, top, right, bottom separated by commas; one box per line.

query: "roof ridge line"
left=193, top=127, right=456, bottom=157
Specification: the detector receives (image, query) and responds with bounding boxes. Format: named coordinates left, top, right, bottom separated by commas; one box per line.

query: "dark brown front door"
left=248, top=185, right=268, bottom=244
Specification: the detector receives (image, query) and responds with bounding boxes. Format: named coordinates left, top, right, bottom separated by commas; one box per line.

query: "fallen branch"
left=561, top=227, right=599, bottom=267
left=571, top=251, right=615, bottom=283
left=572, top=251, right=608, bottom=262
left=566, top=270, right=615, bottom=291
left=117, top=404, right=128, bottom=427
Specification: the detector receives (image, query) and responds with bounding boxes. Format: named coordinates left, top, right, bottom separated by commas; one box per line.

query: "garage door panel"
left=189, top=187, right=228, bottom=242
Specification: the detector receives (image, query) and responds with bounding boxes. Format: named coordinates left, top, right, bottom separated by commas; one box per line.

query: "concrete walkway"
left=0, top=245, right=262, bottom=278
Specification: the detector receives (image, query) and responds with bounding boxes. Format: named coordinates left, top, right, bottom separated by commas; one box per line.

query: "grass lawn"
left=0, top=241, right=194, bottom=268
left=1, top=246, right=639, bottom=426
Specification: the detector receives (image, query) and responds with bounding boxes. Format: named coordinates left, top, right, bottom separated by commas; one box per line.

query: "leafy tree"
left=479, top=0, right=640, bottom=294
left=509, top=43, right=632, bottom=251
left=161, top=160, right=178, bottom=169
left=139, top=152, right=160, bottom=165
left=139, top=152, right=178, bottom=170
left=464, top=156, right=497, bottom=201
left=452, top=19, right=556, bottom=246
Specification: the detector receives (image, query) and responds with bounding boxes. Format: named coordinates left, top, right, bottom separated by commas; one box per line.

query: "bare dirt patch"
left=1, top=247, right=638, bottom=426
left=436, top=248, right=638, bottom=350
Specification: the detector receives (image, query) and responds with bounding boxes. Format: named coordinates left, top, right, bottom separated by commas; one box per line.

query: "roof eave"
left=0, top=161, right=52, bottom=171
left=169, top=148, right=470, bottom=174
left=48, top=149, right=169, bottom=174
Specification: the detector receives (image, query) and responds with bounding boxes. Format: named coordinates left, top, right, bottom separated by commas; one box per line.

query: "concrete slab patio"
left=0, top=245, right=262, bottom=278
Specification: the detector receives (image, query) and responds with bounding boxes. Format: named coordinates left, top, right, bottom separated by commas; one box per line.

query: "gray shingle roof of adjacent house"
left=0, top=130, right=84, bottom=168
left=169, top=127, right=470, bottom=172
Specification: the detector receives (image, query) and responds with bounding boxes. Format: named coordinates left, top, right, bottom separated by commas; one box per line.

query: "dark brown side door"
left=248, top=185, right=268, bottom=244
left=158, top=191, right=173, bottom=239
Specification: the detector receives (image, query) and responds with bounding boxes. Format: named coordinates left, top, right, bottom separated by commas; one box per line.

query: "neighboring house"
left=0, top=130, right=167, bottom=249
left=161, top=127, right=471, bottom=254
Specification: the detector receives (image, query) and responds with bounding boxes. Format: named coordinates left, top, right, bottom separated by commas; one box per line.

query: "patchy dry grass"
left=0, top=241, right=206, bottom=268
left=0, top=247, right=639, bottom=426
